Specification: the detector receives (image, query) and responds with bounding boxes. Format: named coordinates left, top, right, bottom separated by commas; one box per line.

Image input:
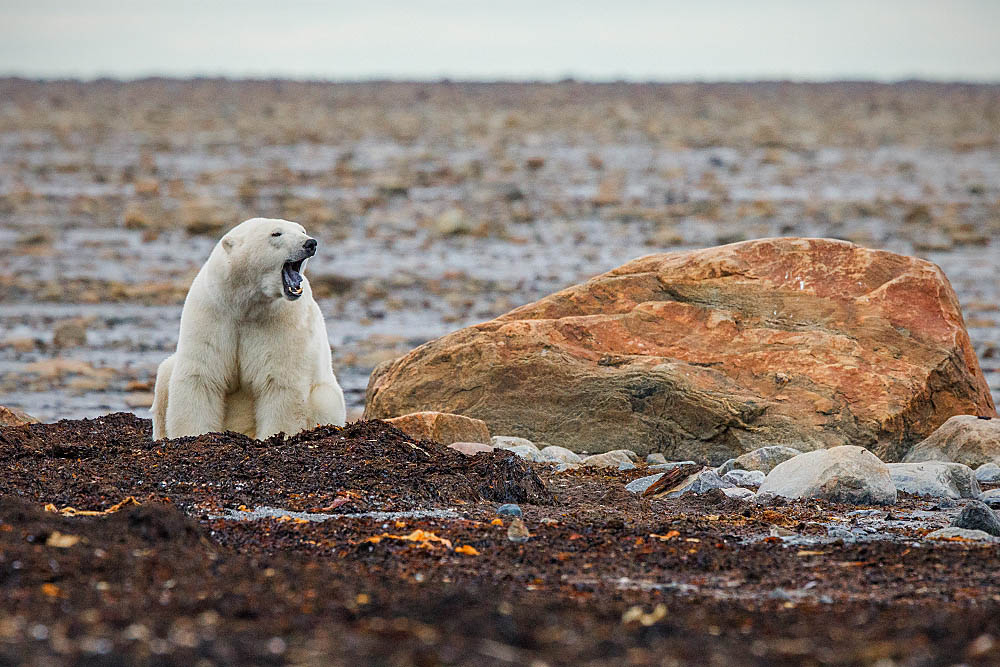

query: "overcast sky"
left=2, top=0, right=998, bottom=82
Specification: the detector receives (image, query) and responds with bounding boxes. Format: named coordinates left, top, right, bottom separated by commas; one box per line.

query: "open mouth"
left=281, top=259, right=305, bottom=300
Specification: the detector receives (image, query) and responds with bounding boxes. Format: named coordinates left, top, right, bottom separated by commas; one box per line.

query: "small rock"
left=902, top=415, right=1000, bottom=468
left=722, top=469, right=766, bottom=488
left=555, top=463, right=580, bottom=472
left=507, top=518, right=530, bottom=543
left=581, top=450, right=637, bottom=468
left=981, top=489, right=1000, bottom=508
left=888, top=462, right=981, bottom=499
left=385, top=411, right=490, bottom=445
left=507, top=444, right=544, bottom=462
left=718, top=445, right=803, bottom=475
left=758, top=446, right=896, bottom=505
left=951, top=500, right=1000, bottom=536
left=497, top=504, right=522, bottom=518
left=975, top=462, right=1000, bottom=484
left=646, top=453, right=667, bottom=464
left=618, top=461, right=636, bottom=471
left=925, top=527, right=998, bottom=542
left=538, top=445, right=581, bottom=464
left=492, top=436, right=537, bottom=450
left=721, top=487, right=755, bottom=500
left=625, top=473, right=664, bottom=495
left=52, top=320, right=87, bottom=349
left=448, top=442, right=495, bottom=456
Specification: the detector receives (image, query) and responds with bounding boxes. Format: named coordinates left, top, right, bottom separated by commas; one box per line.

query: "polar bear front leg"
left=254, top=384, right=309, bottom=439
left=164, top=368, right=226, bottom=438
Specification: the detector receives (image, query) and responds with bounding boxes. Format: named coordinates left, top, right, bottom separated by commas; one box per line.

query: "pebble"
left=538, top=445, right=582, bottom=464
left=497, top=504, right=522, bottom=518
left=951, top=500, right=1000, bottom=537
left=618, top=461, right=636, bottom=471
left=507, top=518, right=530, bottom=543
left=625, top=473, right=664, bottom=495
left=721, top=487, right=755, bottom=500
left=925, top=527, right=998, bottom=542
left=975, top=462, right=1000, bottom=484
left=646, top=453, right=667, bottom=464
left=721, top=469, right=765, bottom=488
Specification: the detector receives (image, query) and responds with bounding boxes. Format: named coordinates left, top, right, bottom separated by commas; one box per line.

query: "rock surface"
left=951, top=501, right=1000, bottom=537
left=0, top=406, right=39, bottom=427
left=384, top=411, right=490, bottom=445
left=902, top=416, right=1000, bottom=468
left=717, top=446, right=803, bottom=474
left=887, top=462, right=981, bottom=499
left=975, top=463, right=1000, bottom=484
left=581, top=450, right=637, bottom=468
left=650, top=469, right=735, bottom=499
left=758, top=446, right=897, bottom=505
left=722, top=469, right=766, bottom=488
left=538, top=445, right=582, bottom=464
left=925, top=527, right=998, bottom=542
left=625, top=473, right=664, bottom=495
left=447, top=442, right=495, bottom=456
left=365, top=239, right=995, bottom=460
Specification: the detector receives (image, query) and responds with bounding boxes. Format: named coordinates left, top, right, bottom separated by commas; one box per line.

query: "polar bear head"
left=218, top=217, right=318, bottom=301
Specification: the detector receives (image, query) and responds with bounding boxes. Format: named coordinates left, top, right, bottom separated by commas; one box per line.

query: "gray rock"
left=646, top=453, right=667, bottom=464
left=618, top=460, right=637, bottom=471
left=951, top=500, right=1000, bottom=536
left=758, top=446, right=897, bottom=505
left=538, top=445, right=582, bottom=464
left=975, top=462, right=1000, bottom=484
left=625, top=473, right=664, bottom=495
left=649, top=461, right=696, bottom=471
left=983, top=489, right=1000, bottom=508
left=497, top=504, right=522, bottom=518
left=902, top=415, right=1000, bottom=468
left=492, top=435, right=538, bottom=450
left=718, top=446, right=804, bottom=475
left=581, top=450, right=635, bottom=469
left=507, top=444, right=544, bottom=461
left=887, top=462, right=981, bottom=499
left=661, top=469, right=735, bottom=499
left=722, top=469, right=766, bottom=488
left=925, top=527, right=998, bottom=542
left=721, top=487, right=755, bottom=500
left=555, top=462, right=580, bottom=472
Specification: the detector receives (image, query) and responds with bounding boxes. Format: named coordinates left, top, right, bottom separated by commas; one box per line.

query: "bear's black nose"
left=304, top=238, right=317, bottom=255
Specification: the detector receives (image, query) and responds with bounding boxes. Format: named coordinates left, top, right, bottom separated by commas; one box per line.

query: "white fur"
left=152, top=217, right=346, bottom=440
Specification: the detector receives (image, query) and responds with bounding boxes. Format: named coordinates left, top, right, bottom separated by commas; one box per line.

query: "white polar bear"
left=151, top=217, right=346, bottom=440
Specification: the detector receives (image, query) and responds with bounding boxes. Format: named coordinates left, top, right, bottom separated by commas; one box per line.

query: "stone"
left=618, top=461, right=636, bottom=471
left=654, top=469, right=735, bottom=499
left=887, top=462, right=981, bottom=499
left=646, top=453, right=667, bottom=464
left=506, top=444, right=544, bottom=462
left=976, top=463, right=1000, bottom=484
left=492, top=436, right=537, bottom=450
left=951, top=501, right=1000, bottom=536
left=625, top=473, right=664, bottom=495
left=649, top=461, right=697, bottom=471
left=365, top=239, right=996, bottom=460
left=448, top=441, right=495, bottom=456
left=538, top=445, right=582, bottom=464
left=722, top=469, right=766, bottom=488
left=758, top=446, right=897, bottom=505
left=384, top=411, right=490, bottom=445
left=925, top=527, right=998, bottom=542
left=581, top=450, right=635, bottom=469
left=0, top=406, right=39, bottom=427
left=52, top=320, right=87, bottom=348
left=497, top=504, right=522, bottom=517
left=982, top=489, right=1000, bottom=508
left=717, top=446, right=803, bottom=475
left=902, top=416, right=1000, bottom=468
left=722, top=487, right=756, bottom=500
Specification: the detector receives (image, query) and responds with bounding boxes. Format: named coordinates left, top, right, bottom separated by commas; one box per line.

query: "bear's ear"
left=222, top=236, right=236, bottom=254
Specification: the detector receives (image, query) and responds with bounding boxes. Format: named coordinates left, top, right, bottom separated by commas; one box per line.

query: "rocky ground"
left=0, top=79, right=998, bottom=421
left=4, top=413, right=1000, bottom=665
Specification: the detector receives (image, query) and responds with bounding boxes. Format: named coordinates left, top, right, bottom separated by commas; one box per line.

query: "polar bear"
left=151, top=217, right=346, bottom=440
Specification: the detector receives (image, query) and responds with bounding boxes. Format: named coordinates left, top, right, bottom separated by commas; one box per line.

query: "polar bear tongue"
left=281, top=260, right=304, bottom=299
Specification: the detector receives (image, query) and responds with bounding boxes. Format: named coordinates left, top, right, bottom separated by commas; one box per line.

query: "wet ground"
left=3, top=414, right=1000, bottom=665
left=1, top=80, right=998, bottom=422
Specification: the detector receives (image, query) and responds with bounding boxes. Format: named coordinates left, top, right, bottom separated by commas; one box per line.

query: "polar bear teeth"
left=281, top=259, right=306, bottom=300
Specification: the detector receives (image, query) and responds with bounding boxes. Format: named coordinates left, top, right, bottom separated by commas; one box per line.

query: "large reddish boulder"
left=365, top=238, right=995, bottom=463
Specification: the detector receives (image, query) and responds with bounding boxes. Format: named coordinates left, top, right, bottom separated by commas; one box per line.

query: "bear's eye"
left=271, top=231, right=282, bottom=237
